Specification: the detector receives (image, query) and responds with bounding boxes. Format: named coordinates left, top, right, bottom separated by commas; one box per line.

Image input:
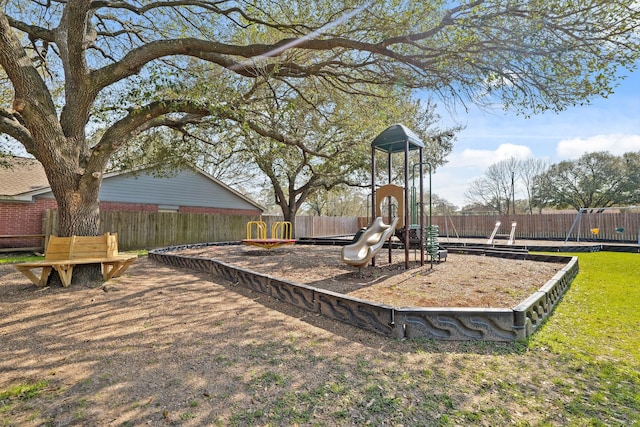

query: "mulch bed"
left=170, top=244, right=562, bottom=308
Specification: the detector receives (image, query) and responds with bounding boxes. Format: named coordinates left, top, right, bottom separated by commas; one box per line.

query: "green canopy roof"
left=371, top=123, right=424, bottom=153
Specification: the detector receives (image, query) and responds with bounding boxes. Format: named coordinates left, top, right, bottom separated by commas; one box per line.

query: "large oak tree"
left=226, top=81, right=458, bottom=235
left=1, top=1, right=638, bottom=266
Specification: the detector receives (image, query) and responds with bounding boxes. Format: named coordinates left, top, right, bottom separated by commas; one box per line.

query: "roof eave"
left=0, top=194, right=38, bottom=202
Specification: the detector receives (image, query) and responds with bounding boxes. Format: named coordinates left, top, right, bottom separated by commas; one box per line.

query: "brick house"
left=0, top=157, right=263, bottom=247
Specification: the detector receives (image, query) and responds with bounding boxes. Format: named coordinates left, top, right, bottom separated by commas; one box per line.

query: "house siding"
left=98, top=169, right=259, bottom=211
left=100, top=202, right=159, bottom=212
left=98, top=202, right=258, bottom=216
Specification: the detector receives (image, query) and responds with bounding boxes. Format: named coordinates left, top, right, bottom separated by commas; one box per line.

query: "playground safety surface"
left=171, top=244, right=563, bottom=309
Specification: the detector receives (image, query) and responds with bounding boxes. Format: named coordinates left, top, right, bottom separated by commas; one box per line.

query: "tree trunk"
left=282, top=206, right=298, bottom=238
left=46, top=165, right=104, bottom=285
left=56, top=188, right=101, bottom=236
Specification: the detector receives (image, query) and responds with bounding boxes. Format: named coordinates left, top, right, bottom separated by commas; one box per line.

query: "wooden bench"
left=15, top=233, right=137, bottom=287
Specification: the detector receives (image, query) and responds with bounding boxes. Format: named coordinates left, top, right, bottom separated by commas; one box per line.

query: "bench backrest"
left=44, top=236, right=74, bottom=261
left=44, top=233, right=119, bottom=260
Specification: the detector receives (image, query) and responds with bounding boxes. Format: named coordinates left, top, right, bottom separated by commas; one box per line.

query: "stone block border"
left=149, top=243, right=578, bottom=341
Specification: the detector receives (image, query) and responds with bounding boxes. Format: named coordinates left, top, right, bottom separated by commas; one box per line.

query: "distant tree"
left=302, top=186, right=367, bottom=217
left=460, top=202, right=498, bottom=215
left=620, top=152, right=640, bottom=204
left=464, top=157, right=519, bottom=215
left=531, top=151, right=636, bottom=210
left=519, top=158, right=550, bottom=213
left=303, top=192, right=329, bottom=217
left=464, top=176, right=501, bottom=213
left=430, top=194, right=458, bottom=216
left=254, top=184, right=281, bottom=215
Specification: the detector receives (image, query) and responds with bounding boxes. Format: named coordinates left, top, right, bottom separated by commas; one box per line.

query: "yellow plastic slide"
left=341, top=217, right=398, bottom=268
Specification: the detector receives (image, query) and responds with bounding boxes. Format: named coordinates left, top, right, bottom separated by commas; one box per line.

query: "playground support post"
left=371, top=147, right=376, bottom=266
left=565, top=206, right=640, bottom=243
left=412, top=160, right=431, bottom=267
left=390, top=150, right=394, bottom=264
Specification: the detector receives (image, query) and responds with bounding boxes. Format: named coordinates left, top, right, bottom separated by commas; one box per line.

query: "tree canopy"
left=230, top=86, right=458, bottom=229
left=532, top=151, right=640, bottom=210
left=108, top=68, right=459, bottom=227
left=464, top=157, right=520, bottom=214
left=1, top=0, right=639, bottom=239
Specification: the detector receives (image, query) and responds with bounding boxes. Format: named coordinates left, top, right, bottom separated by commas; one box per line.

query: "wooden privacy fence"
left=43, top=210, right=260, bottom=251
left=431, top=212, right=640, bottom=243
left=41, top=211, right=359, bottom=251
left=262, top=215, right=360, bottom=238
left=0, top=234, right=46, bottom=252
left=34, top=210, right=640, bottom=252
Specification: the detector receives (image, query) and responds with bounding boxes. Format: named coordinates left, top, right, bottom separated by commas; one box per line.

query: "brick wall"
left=100, top=202, right=158, bottom=212
left=0, top=199, right=57, bottom=249
left=179, top=206, right=261, bottom=216
left=0, top=198, right=57, bottom=235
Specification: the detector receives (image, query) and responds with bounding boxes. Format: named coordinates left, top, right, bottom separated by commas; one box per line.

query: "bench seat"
left=14, top=233, right=137, bottom=287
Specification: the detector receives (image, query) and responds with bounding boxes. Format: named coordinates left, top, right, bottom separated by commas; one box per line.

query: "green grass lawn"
left=527, top=251, right=640, bottom=426
left=0, top=249, right=147, bottom=265
left=0, top=254, right=43, bottom=264
left=532, top=251, right=640, bottom=364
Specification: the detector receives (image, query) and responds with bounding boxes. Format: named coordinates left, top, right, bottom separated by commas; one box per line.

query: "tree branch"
left=0, top=107, right=34, bottom=149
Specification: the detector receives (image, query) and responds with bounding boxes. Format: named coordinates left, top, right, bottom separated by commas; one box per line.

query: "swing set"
left=564, top=207, right=640, bottom=243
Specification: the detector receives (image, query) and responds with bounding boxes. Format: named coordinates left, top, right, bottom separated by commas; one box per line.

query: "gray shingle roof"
left=0, top=157, right=50, bottom=198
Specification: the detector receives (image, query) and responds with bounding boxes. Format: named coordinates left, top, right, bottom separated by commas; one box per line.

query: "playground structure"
left=565, top=207, right=640, bottom=244
left=487, top=221, right=517, bottom=245
left=242, top=220, right=296, bottom=249
left=341, top=123, right=442, bottom=269
left=341, top=217, right=399, bottom=268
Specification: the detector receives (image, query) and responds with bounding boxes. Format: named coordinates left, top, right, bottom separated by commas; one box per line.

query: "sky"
left=429, top=70, right=640, bottom=209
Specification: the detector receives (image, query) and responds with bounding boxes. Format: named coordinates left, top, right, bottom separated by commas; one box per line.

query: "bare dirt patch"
left=172, top=244, right=562, bottom=308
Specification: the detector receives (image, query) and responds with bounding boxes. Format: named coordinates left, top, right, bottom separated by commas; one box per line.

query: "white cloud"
left=432, top=144, right=534, bottom=207
left=556, top=134, right=640, bottom=159
left=457, top=143, right=534, bottom=168
left=431, top=168, right=472, bottom=208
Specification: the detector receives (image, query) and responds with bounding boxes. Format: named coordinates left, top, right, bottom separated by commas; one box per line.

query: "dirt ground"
left=171, top=244, right=562, bottom=308
left=0, top=248, right=564, bottom=426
